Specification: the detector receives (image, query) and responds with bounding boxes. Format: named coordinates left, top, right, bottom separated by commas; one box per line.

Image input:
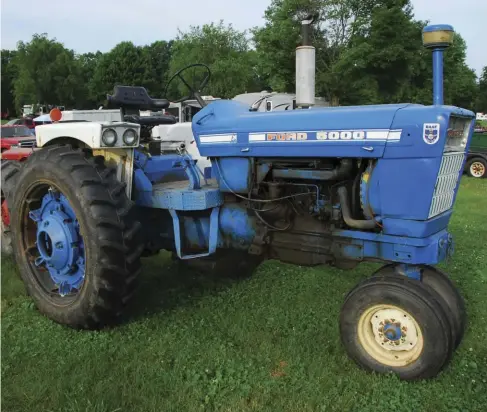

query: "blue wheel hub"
left=383, top=322, right=402, bottom=341
left=29, top=189, right=85, bottom=296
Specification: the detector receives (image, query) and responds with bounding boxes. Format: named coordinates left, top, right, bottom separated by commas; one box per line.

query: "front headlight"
left=123, top=129, right=137, bottom=145
left=102, top=128, right=117, bottom=146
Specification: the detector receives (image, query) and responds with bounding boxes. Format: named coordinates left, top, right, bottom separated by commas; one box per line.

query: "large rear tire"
left=10, top=145, right=143, bottom=329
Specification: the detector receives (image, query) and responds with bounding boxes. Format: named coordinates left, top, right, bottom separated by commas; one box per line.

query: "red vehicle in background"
left=5, top=116, right=36, bottom=130
left=1, top=125, right=36, bottom=150
left=1, top=125, right=38, bottom=253
left=1, top=125, right=37, bottom=162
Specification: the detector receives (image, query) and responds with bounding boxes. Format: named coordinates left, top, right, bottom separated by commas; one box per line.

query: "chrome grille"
left=18, top=140, right=36, bottom=148
left=428, top=152, right=465, bottom=218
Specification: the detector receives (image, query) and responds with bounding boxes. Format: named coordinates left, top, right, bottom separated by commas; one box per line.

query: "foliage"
left=1, top=50, right=18, bottom=116
left=12, top=34, right=83, bottom=110
left=167, top=21, right=261, bottom=99
left=476, top=66, right=487, bottom=113
left=76, top=52, right=103, bottom=109
left=2, top=178, right=487, bottom=411
left=253, top=0, right=479, bottom=108
left=90, top=42, right=156, bottom=104
left=252, top=0, right=318, bottom=93
left=141, top=40, right=174, bottom=97
left=1, top=1, right=483, bottom=112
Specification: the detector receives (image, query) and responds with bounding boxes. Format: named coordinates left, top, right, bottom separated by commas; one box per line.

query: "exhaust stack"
left=422, top=24, right=454, bottom=106
left=296, top=16, right=316, bottom=108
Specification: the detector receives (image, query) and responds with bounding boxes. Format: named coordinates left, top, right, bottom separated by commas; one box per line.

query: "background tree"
left=1, top=50, right=18, bottom=116
left=252, top=0, right=425, bottom=105
left=90, top=42, right=159, bottom=104
left=405, top=33, right=478, bottom=109
left=13, top=33, right=82, bottom=110
left=76, top=51, right=103, bottom=108
left=167, top=21, right=261, bottom=99
left=2, top=3, right=482, bottom=114
left=141, top=40, right=173, bottom=97
left=330, top=0, right=427, bottom=105
left=475, top=66, right=487, bottom=113
left=252, top=0, right=320, bottom=93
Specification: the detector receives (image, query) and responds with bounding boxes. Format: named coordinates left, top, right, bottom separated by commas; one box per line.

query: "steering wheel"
left=163, top=63, right=211, bottom=103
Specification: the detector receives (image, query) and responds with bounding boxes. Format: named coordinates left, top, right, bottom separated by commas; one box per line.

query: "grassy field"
left=2, top=178, right=486, bottom=412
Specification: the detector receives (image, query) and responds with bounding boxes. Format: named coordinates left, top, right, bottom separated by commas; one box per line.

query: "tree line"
left=2, top=0, right=486, bottom=117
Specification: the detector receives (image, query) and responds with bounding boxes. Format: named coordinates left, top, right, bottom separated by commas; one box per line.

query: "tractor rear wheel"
left=1, top=161, right=22, bottom=256
left=339, top=274, right=453, bottom=380
left=10, top=145, right=143, bottom=329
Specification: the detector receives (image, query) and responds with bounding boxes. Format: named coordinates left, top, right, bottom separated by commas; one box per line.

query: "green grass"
left=2, top=178, right=487, bottom=412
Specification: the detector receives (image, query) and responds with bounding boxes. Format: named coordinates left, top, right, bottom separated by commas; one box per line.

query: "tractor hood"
left=192, top=100, right=417, bottom=158
left=192, top=100, right=473, bottom=159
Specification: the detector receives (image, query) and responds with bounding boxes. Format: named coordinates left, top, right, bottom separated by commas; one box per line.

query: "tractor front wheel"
left=339, top=274, right=453, bottom=380
left=10, top=146, right=143, bottom=329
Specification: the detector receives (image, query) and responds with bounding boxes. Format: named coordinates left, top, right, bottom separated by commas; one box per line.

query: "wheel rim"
left=357, top=304, right=424, bottom=367
left=470, top=161, right=485, bottom=177
left=21, top=184, right=85, bottom=300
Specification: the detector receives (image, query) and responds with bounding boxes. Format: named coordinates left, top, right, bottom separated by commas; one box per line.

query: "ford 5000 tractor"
left=1, top=22, right=474, bottom=380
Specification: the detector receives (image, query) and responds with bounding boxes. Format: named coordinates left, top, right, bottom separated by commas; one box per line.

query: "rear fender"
left=38, top=136, right=135, bottom=200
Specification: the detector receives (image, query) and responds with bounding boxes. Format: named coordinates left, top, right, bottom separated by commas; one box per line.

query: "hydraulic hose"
left=338, top=186, right=376, bottom=230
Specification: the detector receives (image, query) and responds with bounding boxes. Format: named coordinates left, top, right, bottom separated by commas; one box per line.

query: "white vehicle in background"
left=233, top=91, right=330, bottom=112
left=163, top=96, right=220, bottom=122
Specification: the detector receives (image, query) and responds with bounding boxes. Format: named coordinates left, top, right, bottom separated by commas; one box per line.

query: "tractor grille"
left=428, top=152, right=465, bottom=218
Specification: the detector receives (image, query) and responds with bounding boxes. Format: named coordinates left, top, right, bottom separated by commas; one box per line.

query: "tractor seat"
left=107, top=86, right=170, bottom=110
left=124, top=114, right=177, bottom=126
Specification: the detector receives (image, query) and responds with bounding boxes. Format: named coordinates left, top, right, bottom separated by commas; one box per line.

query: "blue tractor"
left=1, top=22, right=475, bottom=380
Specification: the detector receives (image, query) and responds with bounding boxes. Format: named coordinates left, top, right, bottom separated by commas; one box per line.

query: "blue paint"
left=422, top=24, right=454, bottom=105
left=423, top=24, right=454, bottom=33
left=212, top=157, right=251, bottom=193
left=217, top=204, right=256, bottom=248
left=192, top=101, right=410, bottom=158
left=333, top=229, right=452, bottom=265
left=204, top=166, right=212, bottom=179
left=170, top=207, right=220, bottom=259
left=151, top=181, right=223, bottom=210
left=432, top=49, right=444, bottom=105
left=380, top=211, right=452, bottom=238
left=179, top=204, right=256, bottom=251
left=398, top=264, right=422, bottom=281
left=133, top=168, right=153, bottom=205
left=134, top=150, right=219, bottom=209
left=29, top=190, right=85, bottom=296
left=134, top=151, right=194, bottom=186
left=126, top=27, right=475, bottom=273
left=192, top=100, right=474, bottom=160
left=383, top=322, right=402, bottom=341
